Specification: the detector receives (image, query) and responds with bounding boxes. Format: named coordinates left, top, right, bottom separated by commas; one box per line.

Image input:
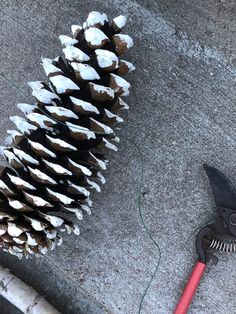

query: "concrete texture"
left=1, top=1, right=236, bottom=313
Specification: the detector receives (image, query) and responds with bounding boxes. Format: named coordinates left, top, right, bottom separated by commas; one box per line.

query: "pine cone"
left=0, top=11, right=134, bottom=258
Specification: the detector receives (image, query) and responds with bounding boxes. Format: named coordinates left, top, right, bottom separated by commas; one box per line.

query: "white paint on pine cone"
left=57, top=236, right=63, bottom=246
left=50, top=240, right=56, bottom=251
left=26, top=233, right=38, bottom=246
left=90, top=117, right=113, bottom=134
left=46, top=135, right=77, bottom=151
left=7, top=223, right=24, bottom=237
left=13, top=237, right=25, bottom=244
left=89, top=151, right=107, bottom=170
left=13, top=148, right=39, bottom=165
left=67, top=180, right=90, bottom=197
left=86, top=177, right=101, bottom=192
left=24, top=192, right=53, bottom=207
left=84, top=11, right=108, bottom=28
left=113, top=136, right=120, bottom=143
left=43, top=160, right=73, bottom=176
left=27, top=112, right=57, bottom=129
left=28, top=139, right=57, bottom=158
left=35, top=247, right=45, bottom=255
left=28, top=167, right=57, bottom=185
left=40, top=213, right=64, bottom=228
left=28, top=81, right=44, bottom=90
left=66, top=122, right=96, bottom=139
left=64, top=224, right=72, bottom=234
left=28, top=81, right=60, bottom=104
left=17, top=103, right=37, bottom=114
left=0, top=179, right=14, bottom=194
left=89, top=83, right=115, bottom=99
left=73, top=224, right=80, bottom=235
left=41, top=58, right=62, bottom=76
left=8, top=199, right=27, bottom=210
left=44, top=229, right=57, bottom=239
left=58, top=35, right=78, bottom=46
left=102, top=138, right=118, bottom=151
left=84, top=27, right=109, bottom=47
left=12, top=246, right=24, bottom=253
left=104, top=108, right=124, bottom=122
left=113, top=34, right=134, bottom=48
left=95, top=49, right=119, bottom=69
left=97, top=172, right=106, bottom=184
left=71, top=24, right=82, bottom=37
left=8, top=174, right=36, bottom=190
left=80, top=203, right=92, bottom=215
left=10, top=116, right=37, bottom=135
left=46, top=188, right=74, bottom=205
left=110, top=73, right=131, bottom=96
left=113, top=15, right=127, bottom=29
left=71, top=62, right=100, bottom=80
left=84, top=196, right=93, bottom=207
left=64, top=207, right=83, bottom=220
left=45, top=105, right=78, bottom=119
left=4, top=150, right=22, bottom=165
left=0, top=265, right=61, bottom=313
left=26, top=217, right=47, bottom=231
left=63, top=46, right=90, bottom=62
left=69, top=96, right=99, bottom=114
left=118, top=97, right=129, bottom=110
left=76, top=209, right=84, bottom=220
left=50, top=75, right=80, bottom=94
left=68, top=158, right=92, bottom=176
left=7, top=129, right=23, bottom=140
left=120, top=59, right=136, bottom=72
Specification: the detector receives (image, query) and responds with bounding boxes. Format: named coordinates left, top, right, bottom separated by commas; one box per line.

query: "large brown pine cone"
left=0, top=11, right=134, bottom=258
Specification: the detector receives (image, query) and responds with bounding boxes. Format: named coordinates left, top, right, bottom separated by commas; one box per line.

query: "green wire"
left=119, top=134, right=161, bottom=314
left=0, top=73, right=29, bottom=98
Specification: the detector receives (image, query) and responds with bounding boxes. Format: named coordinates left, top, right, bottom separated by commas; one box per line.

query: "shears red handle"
left=174, top=164, right=236, bottom=313
left=174, top=261, right=206, bottom=314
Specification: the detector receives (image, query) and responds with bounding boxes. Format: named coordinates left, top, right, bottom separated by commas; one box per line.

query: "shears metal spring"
left=174, top=164, right=236, bottom=313
left=209, top=238, right=236, bottom=252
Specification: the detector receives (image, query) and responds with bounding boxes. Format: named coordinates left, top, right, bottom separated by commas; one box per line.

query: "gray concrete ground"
left=1, top=0, right=236, bottom=313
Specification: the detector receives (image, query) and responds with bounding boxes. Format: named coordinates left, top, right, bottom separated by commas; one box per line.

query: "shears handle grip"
left=174, top=261, right=206, bottom=314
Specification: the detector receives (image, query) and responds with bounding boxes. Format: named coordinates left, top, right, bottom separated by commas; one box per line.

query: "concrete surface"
left=1, top=0, right=236, bottom=313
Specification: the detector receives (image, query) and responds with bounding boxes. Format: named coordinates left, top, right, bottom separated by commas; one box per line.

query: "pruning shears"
left=174, top=164, right=236, bottom=314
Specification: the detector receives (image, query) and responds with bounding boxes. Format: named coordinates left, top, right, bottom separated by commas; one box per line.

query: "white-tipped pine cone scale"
left=0, top=11, right=134, bottom=258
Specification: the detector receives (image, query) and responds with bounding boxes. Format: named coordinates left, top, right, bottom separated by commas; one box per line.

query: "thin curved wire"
left=0, top=73, right=29, bottom=98
left=119, top=135, right=161, bottom=314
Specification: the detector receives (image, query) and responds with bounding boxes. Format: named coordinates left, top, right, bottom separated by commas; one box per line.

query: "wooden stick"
left=0, top=265, right=61, bottom=314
